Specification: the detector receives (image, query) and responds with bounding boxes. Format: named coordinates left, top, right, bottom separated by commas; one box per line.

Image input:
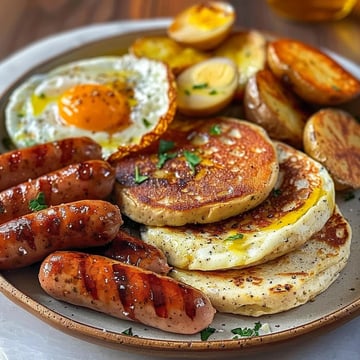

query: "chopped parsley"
left=134, top=165, right=148, bottom=184
left=28, top=192, right=48, bottom=212
left=200, top=326, right=216, bottom=341
left=121, top=327, right=134, bottom=336
left=184, top=150, right=201, bottom=173
left=225, top=233, right=244, bottom=241
left=209, top=89, right=218, bottom=95
left=142, top=118, right=152, bottom=128
left=210, top=124, right=222, bottom=135
left=272, top=188, right=282, bottom=197
left=231, top=322, right=262, bottom=338
left=192, top=82, right=209, bottom=90
left=157, top=139, right=177, bottom=169
left=343, top=191, right=355, bottom=201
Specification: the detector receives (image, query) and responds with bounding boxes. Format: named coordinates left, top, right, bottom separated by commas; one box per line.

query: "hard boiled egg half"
left=176, top=57, right=238, bottom=116
left=168, top=1, right=235, bottom=50
left=5, top=55, right=176, bottom=159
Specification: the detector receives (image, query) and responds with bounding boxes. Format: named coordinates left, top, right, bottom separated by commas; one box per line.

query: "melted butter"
left=226, top=184, right=332, bottom=254
left=31, top=93, right=57, bottom=116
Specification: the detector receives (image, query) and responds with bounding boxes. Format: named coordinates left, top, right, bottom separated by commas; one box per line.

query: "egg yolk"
left=58, top=84, right=131, bottom=132
left=188, top=4, right=231, bottom=31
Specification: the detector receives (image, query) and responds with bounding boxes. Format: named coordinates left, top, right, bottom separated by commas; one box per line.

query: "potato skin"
left=244, top=69, right=308, bottom=148
left=267, top=39, right=360, bottom=105
left=303, top=108, right=360, bottom=190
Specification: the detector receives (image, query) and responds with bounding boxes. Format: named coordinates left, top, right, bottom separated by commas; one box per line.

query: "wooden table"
left=1, top=0, right=360, bottom=63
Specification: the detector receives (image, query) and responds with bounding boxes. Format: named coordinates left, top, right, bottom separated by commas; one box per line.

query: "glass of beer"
left=266, top=0, right=358, bottom=21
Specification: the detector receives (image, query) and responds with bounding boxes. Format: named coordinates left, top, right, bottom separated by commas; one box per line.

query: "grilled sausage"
left=0, top=137, right=102, bottom=192
left=0, top=160, right=115, bottom=225
left=38, top=251, right=216, bottom=334
left=99, top=229, right=171, bottom=275
left=0, top=200, right=122, bottom=270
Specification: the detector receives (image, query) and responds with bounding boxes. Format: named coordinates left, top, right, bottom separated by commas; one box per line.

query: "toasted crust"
left=171, top=206, right=351, bottom=316
left=244, top=69, right=308, bottom=148
left=214, top=30, right=267, bottom=99
left=267, top=39, right=360, bottom=105
left=303, top=108, right=360, bottom=190
left=141, top=142, right=335, bottom=270
left=129, top=36, right=209, bottom=75
left=114, top=117, right=278, bottom=226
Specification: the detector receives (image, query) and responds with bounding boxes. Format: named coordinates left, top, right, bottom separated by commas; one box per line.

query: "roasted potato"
left=168, top=1, right=235, bottom=50
left=129, top=36, right=209, bottom=75
left=176, top=57, right=238, bottom=116
left=244, top=69, right=309, bottom=148
left=214, top=30, right=267, bottom=99
left=303, top=108, right=360, bottom=190
left=267, top=39, right=360, bottom=105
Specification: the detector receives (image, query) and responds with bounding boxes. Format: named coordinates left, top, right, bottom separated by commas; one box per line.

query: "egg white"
left=5, top=55, right=172, bottom=158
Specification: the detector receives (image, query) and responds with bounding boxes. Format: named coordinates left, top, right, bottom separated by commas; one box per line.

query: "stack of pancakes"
left=114, top=116, right=351, bottom=316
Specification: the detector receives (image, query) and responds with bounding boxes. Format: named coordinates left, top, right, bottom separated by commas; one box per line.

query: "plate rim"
left=0, top=19, right=359, bottom=355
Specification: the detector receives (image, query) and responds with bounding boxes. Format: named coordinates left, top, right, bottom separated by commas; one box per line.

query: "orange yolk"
left=58, top=84, right=131, bottom=132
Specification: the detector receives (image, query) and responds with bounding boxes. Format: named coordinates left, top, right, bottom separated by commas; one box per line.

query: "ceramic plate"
left=0, top=20, right=359, bottom=357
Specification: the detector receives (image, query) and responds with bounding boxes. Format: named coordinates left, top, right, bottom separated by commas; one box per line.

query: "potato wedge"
left=303, top=108, right=360, bottom=190
left=244, top=69, right=308, bottom=148
left=168, top=1, right=235, bottom=50
left=129, top=36, right=209, bottom=75
left=267, top=39, right=360, bottom=105
left=214, top=30, right=267, bottom=99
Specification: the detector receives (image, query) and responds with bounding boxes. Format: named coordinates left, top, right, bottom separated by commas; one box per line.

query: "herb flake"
left=210, top=124, right=222, bottom=135
left=134, top=166, right=149, bottom=184
left=231, top=322, right=262, bottom=338
left=225, top=233, right=244, bottom=241
left=29, top=192, right=48, bottom=212
left=192, top=83, right=208, bottom=90
left=200, top=326, right=216, bottom=341
left=184, top=150, right=201, bottom=173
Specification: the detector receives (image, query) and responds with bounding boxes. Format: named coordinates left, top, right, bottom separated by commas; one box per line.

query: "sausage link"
left=0, top=200, right=122, bottom=270
left=0, top=160, right=115, bottom=225
left=0, top=137, right=102, bottom=192
left=38, top=251, right=215, bottom=334
left=97, top=229, right=171, bottom=275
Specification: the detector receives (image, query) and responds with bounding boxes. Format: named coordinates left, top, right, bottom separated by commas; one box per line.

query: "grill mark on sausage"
left=32, top=144, right=48, bottom=168
left=146, top=273, right=167, bottom=318
left=112, top=263, right=136, bottom=320
left=179, top=283, right=197, bottom=320
left=79, top=255, right=99, bottom=300
left=9, top=151, right=22, bottom=172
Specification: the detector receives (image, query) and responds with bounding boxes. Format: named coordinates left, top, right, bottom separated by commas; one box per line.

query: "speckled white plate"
left=0, top=19, right=359, bottom=358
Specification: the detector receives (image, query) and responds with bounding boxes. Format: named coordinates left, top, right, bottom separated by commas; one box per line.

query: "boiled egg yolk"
left=187, top=3, right=231, bottom=31
left=58, top=84, right=131, bottom=132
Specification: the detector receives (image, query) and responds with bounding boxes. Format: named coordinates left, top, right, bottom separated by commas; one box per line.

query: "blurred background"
left=1, top=0, right=360, bottom=62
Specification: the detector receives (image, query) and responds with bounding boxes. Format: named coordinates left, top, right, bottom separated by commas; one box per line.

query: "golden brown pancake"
left=114, top=117, right=279, bottom=226
left=141, top=142, right=335, bottom=270
left=171, top=206, right=351, bottom=316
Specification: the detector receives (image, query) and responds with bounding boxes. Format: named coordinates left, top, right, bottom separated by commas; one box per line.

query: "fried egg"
left=5, top=55, right=176, bottom=159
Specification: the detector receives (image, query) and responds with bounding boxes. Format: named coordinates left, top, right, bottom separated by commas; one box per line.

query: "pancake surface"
left=114, top=117, right=278, bottom=226
left=141, top=142, right=335, bottom=270
left=171, top=206, right=351, bottom=316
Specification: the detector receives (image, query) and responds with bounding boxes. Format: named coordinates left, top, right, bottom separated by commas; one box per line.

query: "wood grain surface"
left=1, top=0, right=360, bottom=63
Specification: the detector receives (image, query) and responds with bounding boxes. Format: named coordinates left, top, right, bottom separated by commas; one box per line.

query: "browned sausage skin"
left=0, top=137, right=102, bottom=192
left=99, top=229, right=171, bottom=275
left=0, top=160, right=115, bottom=225
left=39, top=251, right=215, bottom=334
left=0, top=200, right=122, bottom=270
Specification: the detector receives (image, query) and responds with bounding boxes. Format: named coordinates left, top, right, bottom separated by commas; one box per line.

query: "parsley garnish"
left=209, top=89, right=218, bottom=95
left=272, top=188, right=282, bottom=197
left=134, top=166, right=148, bottom=184
left=142, top=118, right=152, bottom=128
left=122, top=327, right=134, bottom=336
left=231, top=322, right=262, bottom=338
left=184, top=89, right=191, bottom=96
left=225, top=233, right=244, bottom=241
left=200, top=326, right=216, bottom=341
left=38, top=93, right=46, bottom=99
left=157, top=139, right=177, bottom=169
left=29, top=192, right=48, bottom=212
left=184, top=150, right=201, bottom=173
left=210, top=124, right=222, bottom=135
left=193, top=83, right=208, bottom=90
left=343, top=191, right=355, bottom=201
